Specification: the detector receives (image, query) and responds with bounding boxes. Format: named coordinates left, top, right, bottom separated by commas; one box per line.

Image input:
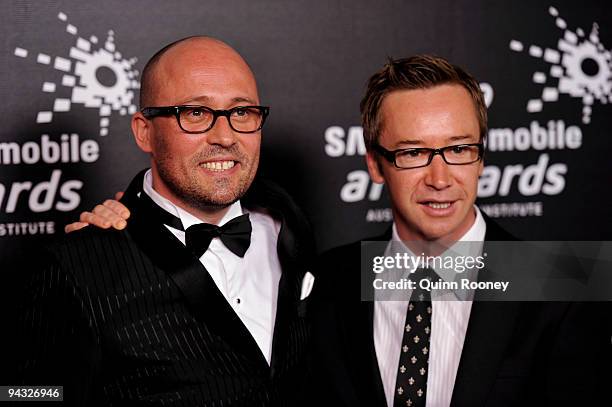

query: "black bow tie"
left=138, top=191, right=252, bottom=258
left=185, top=214, right=252, bottom=258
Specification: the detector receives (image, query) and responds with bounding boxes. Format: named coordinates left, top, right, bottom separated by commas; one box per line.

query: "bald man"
left=15, top=37, right=314, bottom=406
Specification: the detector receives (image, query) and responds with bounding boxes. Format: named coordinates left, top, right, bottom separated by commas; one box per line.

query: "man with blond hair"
left=309, top=55, right=609, bottom=407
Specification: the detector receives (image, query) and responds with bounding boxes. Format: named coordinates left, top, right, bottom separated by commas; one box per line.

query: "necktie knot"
left=185, top=214, right=252, bottom=258
left=412, top=267, right=435, bottom=281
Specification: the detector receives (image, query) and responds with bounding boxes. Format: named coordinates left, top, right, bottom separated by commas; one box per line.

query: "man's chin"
left=417, top=221, right=460, bottom=242
left=186, top=192, right=241, bottom=210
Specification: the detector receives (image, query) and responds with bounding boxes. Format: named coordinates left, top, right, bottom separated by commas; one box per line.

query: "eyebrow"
left=178, top=95, right=258, bottom=106
left=395, top=134, right=477, bottom=147
left=231, top=96, right=257, bottom=105
left=447, top=134, right=477, bottom=143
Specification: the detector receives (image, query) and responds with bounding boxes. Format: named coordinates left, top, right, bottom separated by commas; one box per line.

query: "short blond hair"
left=360, top=55, right=487, bottom=149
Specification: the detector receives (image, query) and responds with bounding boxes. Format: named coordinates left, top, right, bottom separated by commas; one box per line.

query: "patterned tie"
left=393, top=268, right=433, bottom=407
left=185, top=214, right=252, bottom=258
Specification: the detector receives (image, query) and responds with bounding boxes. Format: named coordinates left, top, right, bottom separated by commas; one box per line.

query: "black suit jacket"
left=308, top=215, right=611, bottom=406
left=14, top=170, right=315, bottom=406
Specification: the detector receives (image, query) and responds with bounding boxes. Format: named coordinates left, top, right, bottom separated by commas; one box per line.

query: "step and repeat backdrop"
left=1, top=0, right=611, bottom=264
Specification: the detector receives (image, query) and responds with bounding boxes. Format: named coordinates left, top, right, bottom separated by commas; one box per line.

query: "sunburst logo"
left=509, top=6, right=612, bottom=124
left=13, top=11, right=140, bottom=136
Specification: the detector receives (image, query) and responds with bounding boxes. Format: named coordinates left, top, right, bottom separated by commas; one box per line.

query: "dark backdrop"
left=1, top=0, right=611, bottom=264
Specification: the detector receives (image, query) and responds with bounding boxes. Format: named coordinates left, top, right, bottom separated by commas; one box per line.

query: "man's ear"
left=366, top=150, right=385, bottom=184
left=131, top=112, right=153, bottom=153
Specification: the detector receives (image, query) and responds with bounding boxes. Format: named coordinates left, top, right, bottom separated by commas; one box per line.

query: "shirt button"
left=235, top=298, right=241, bottom=304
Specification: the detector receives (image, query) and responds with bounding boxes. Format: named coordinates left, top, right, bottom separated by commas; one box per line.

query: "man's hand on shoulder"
left=64, top=192, right=130, bottom=233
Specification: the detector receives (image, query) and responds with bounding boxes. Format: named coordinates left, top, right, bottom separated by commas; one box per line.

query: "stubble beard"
left=155, top=145, right=258, bottom=212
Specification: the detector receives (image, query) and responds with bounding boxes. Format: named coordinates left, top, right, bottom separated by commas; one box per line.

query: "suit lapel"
left=451, top=300, right=521, bottom=405
left=241, top=177, right=314, bottom=376
left=360, top=300, right=387, bottom=406
left=124, top=172, right=268, bottom=368
left=266, top=205, right=312, bottom=378
left=269, top=221, right=300, bottom=375
left=357, top=232, right=392, bottom=406
left=451, top=215, right=521, bottom=405
left=324, top=256, right=385, bottom=407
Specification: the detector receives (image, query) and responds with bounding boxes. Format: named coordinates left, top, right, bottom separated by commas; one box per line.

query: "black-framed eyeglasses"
left=141, top=105, right=270, bottom=134
left=373, top=143, right=484, bottom=169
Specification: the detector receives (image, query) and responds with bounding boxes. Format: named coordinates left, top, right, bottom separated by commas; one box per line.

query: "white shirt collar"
left=386, top=206, right=487, bottom=298
left=142, top=169, right=243, bottom=230
left=458, top=205, right=486, bottom=243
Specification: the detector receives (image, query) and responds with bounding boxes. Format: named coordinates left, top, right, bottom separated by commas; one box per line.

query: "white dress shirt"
left=374, top=206, right=486, bottom=407
left=143, top=170, right=282, bottom=364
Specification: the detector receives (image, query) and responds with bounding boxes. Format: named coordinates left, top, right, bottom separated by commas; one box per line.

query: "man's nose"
left=206, top=116, right=237, bottom=147
left=424, top=154, right=452, bottom=190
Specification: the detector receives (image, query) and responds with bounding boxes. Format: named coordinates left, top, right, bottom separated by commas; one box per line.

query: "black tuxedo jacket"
left=308, top=216, right=611, bottom=406
left=14, top=170, right=315, bottom=406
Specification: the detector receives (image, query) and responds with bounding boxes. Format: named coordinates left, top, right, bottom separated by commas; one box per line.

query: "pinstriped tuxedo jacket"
left=16, top=170, right=314, bottom=406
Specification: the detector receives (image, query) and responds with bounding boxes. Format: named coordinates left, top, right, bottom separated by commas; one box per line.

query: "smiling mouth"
left=201, top=160, right=236, bottom=172
left=423, top=201, right=452, bottom=209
